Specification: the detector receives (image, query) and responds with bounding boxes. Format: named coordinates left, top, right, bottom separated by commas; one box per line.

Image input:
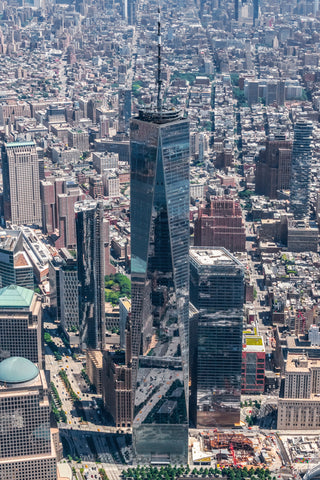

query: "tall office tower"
left=55, top=184, right=85, bottom=249
left=290, top=120, right=313, bottom=220
left=130, top=108, right=190, bottom=463
left=2, top=141, right=42, bottom=227
left=0, top=285, right=42, bottom=365
left=118, top=89, right=132, bottom=133
left=0, top=230, right=33, bottom=289
left=235, top=0, right=239, bottom=20
left=255, top=136, right=292, bottom=199
left=40, top=180, right=56, bottom=234
left=59, top=253, right=79, bottom=335
left=0, top=356, right=57, bottom=480
left=49, top=249, right=79, bottom=335
left=189, top=247, right=244, bottom=428
left=75, top=200, right=105, bottom=351
left=278, top=353, right=320, bottom=430
left=127, top=0, right=136, bottom=24
left=102, top=319, right=132, bottom=428
left=194, top=196, right=246, bottom=252
left=253, top=0, right=259, bottom=25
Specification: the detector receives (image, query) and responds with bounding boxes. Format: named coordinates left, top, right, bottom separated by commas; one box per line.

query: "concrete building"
left=102, top=319, right=132, bottom=428
left=278, top=354, right=320, bottom=430
left=40, top=180, right=56, bottom=234
left=0, top=229, right=33, bottom=289
left=0, top=285, right=42, bottom=365
left=2, top=141, right=42, bottom=227
left=241, top=334, right=265, bottom=394
left=119, top=297, right=131, bottom=349
left=0, top=357, right=57, bottom=480
left=55, top=184, right=85, bottom=249
left=287, top=219, right=318, bottom=252
left=67, top=128, right=89, bottom=152
left=194, top=197, right=246, bottom=252
left=255, top=136, right=292, bottom=199
left=189, top=247, right=244, bottom=428
left=89, top=175, right=104, bottom=199
left=103, top=172, right=120, bottom=197
left=86, top=349, right=103, bottom=394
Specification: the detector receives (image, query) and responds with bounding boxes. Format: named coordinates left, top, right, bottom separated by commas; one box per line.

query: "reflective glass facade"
left=130, top=110, right=189, bottom=464
left=75, top=200, right=105, bottom=351
left=290, top=120, right=313, bottom=220
left=189, top=247, right=244, bottom=428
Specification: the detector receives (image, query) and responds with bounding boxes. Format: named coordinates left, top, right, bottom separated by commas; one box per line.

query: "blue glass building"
left=130, top=109, right=190, bottom=463
left=290, top=120, right=313, bottom=220
left=189, top=247, right=244, bottom=428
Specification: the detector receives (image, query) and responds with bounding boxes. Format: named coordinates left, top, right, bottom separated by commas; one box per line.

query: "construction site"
left=190, top=431, right=282, bottom=469
left=202, top=432, right=255, bottom=466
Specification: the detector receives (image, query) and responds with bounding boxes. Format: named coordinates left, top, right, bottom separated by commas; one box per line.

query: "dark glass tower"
left=253, top=0, right=259, bottom=25
left=189, top=247, right=244, bottom=428
left=130, top=108, right=190, bottom=463
left=75, top=200, right=105, bottom=351
left=290, top=120, right=313, bottom=220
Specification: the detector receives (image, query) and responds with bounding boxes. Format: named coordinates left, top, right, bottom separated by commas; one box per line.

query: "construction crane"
left=229, top=442, right=237, bottom=466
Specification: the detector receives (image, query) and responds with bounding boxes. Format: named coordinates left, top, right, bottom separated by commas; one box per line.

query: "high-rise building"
left=253, top=0, right=259, bottom=25
left=55, top=182, right=85, bottom=249
left=49, top=250, right=80, bottom=339
left=194, top=196, right=246, bottom=252
left=235, top=0, right=239, bottom=20
left=75, top=200, right=105, bottom=351
left=189, top=247, right=244, bottom=428
left=0, top=356, right=57, bottom=480
left=290, top=120, right=313, bottom=220
left=58, top=250, right=79, bottom=335
left=255, top=136, right=292, bottom=199
left=40, top=180, right=56, bottom=234
left=0, top=285, right=42, bottom=365
left=278, top=354, right=320, bottom=430
left=102, top=319, right=132, bottom=428
left=0, top=229, right=33, bottom=289
left=130, top=108, right=190, bottom=463
left=241, top=333, right=265, bottom=394
left=118, top=89, right=132, bottom=133
left=2, top=141, right=42, bottom=227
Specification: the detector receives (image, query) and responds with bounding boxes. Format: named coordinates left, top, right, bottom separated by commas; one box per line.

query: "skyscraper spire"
left=156, top=5, right=162, bottom=113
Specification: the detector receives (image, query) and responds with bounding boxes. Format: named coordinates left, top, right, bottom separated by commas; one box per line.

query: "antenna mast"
left=157, top=5, right=162, bottom=113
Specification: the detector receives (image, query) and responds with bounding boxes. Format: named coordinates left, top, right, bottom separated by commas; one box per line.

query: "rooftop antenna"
left=156, top=5, right=162, bottom=113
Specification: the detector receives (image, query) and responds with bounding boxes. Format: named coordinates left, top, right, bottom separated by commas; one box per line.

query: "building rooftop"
left=0, top=285, right=34, bottom=308
left=0, top=230, right=20, bottom=252
left=190, top=247, right=243, bottom=267
left=285, top=354, right=320, bottom=373
left=243, top=335, right=265, bottom=352
left=0, top=356, right=39, bottom=384
left=5, top=141, right=35, bottom=148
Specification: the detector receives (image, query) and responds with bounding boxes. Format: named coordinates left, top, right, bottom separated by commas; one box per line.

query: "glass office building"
left=290, top=120, right=313, bottom=220
left=75, top=200, right=105, bottom=351
left=189, top=247, right=244, bottom=428
left=130, top=109, right=190, bottom=463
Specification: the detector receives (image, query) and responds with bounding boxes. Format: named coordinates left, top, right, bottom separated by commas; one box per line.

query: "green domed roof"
left=0, top=357, right=39, bottom=384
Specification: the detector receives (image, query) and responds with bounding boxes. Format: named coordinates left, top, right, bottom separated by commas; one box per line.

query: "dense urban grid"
left=1, top=0, right=320, bottom=479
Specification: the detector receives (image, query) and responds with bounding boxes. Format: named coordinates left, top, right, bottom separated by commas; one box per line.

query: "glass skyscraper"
left=290, top=119, right=313, bottom=220
left=189, top=247, right=244, bottom=428
left=75, top=200, right=105, bottom=351
left=130, top=109, right=190, bottom=464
